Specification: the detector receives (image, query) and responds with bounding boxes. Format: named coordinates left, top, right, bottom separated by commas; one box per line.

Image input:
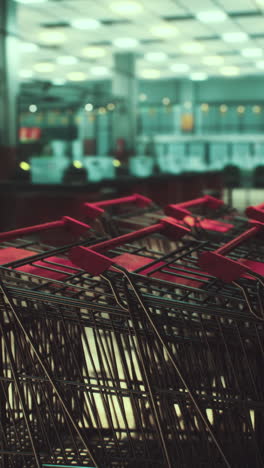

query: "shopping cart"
left=246, top=201, right=264, bottom=223
left=69, top=220, right=264, bottom=468
left=0, top=217, right=191, bottom=468
left=164, top=195, right=249, bottom=240
left=0, top=216, right=92, bottom=250
left=82, top=193, right=156, bottom=235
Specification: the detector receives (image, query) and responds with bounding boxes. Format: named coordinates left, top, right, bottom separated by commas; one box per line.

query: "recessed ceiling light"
left=20, top=42, right=39, bottom=53
left=237, top=105, right=245, bottom=114
left=71, top=18, right=101, bottom=30
left=220, top=104, right=228, bottom=113
left=196, top=10, right=227, bottom=23
left=201, top=103, right=209, bottom=112
left=241, top=48, right=263, bottom=58
left=85, top=103, right=93, bottom=112
left=139, top=69, right=161, bottom=79
left=110, top=1, right=143, bottom=15
left=145, top=52, right=168, bottom=62
left=52, top=78, right=66, bottom=85
left=33, top=62, right=55, bottom=73
left=38, top=30, right=66, bottom=45
left=191, top=72, right=208, bottom=81
left=90, top=66, right=110, bottom=76
left=107, top=103, right=116, bottom=111
left=29, top=104, right=38, bottom=113
left=202, top=55, right=224, bottom=66
left=150, top=23, right=179, bottom=38
left=113, top=37, right=139, bottom=48
left=256, top=60, right=264, bottom=69
left=220, top=66, right=240, bottom=76
left=67, top=71, right=87, bottom=81
left=180, top=42, right=204, bottom=54
left=56, top=56, right=79, bottom=65
left=162, top=97, right=170, bottom=105
left=222, top=32, right=248, bottom=43
left=170, top=63, right=190, bottom=73
left=81, top=47, right=106, bottom=58
left=139, top=93, right=147, bottom=101
left=19, top=69, right=34, bottom=79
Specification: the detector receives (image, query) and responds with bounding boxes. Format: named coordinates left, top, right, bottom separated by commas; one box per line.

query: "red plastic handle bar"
left=246, top=202, right=264, bottom=223
left=199, top=223, right=264, bottom=282
left=70, top=218, right=190, bottom=275
left=0, top=217, right=90, bottom=242
left=164, top=195, right=224, bottom=220
left=83, top=193, right=152, bottom=220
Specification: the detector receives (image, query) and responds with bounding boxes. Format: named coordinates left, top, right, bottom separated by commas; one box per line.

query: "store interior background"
left=1, top=0, right=264, bottom=228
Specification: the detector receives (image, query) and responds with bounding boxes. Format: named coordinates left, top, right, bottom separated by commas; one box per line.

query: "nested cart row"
left=0, top=193, right=263, bottom=467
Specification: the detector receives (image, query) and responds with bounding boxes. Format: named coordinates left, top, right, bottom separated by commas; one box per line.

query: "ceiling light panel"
left=220, top=66, right=240, bottom=76
left=33, top=62, right=55, bottom=73
left=81, top=47, right=107, bottom=58
left=222, top=32, right=249, bottom=43
left=196, top=10, right=227, bottom=23
left=56, top=56, right=79, bottom=65
left=179, top=42, right=205, bottom=54
left=256, top=60, right=264, bottom=69
left=20, top=42, right=39, bottom=53
left=90, top=66, right=111, bottom=77
left=145, top=52, right=168, bottom=62
left=190, top=72, right=208, bottom=81
left=38, top=30, right=66, bottom=45
left=202, top=55, right=224, bottom=66
left=170, top=63, right=190, bottom=73
left=67, top=71, right=87, bottom=81
left=19, top=69, right=34, bottom=78
left=150, top=23, right=179, bottom=38
left=113, top=37, right=139, bottom=48
left=139, top=68, right=161, bottom=79
left=71, top=19, right=101, bottom=30
left=241, top=48, right=263, bottom=58
left=110, top=1, right=143, bottom=15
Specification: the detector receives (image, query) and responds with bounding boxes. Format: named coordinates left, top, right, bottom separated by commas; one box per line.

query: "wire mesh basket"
left=1, top=203, right=264, bottom=467
left=0, top=218, right=191, bottom=468
left=164, top=195, right=249, bottom=240
left=69, top=220, right=264, bottom=468
left=82, top=193, right=157, bottom=236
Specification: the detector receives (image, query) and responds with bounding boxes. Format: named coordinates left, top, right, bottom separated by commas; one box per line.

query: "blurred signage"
left=181, top=113, right=194, bottom=132
left=19, top=127, right=41, bottom=142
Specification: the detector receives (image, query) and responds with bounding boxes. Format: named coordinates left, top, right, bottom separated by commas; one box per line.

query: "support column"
left=112, top=53, right=137, bottom=157
left=0, top=0, right=18, bottom=179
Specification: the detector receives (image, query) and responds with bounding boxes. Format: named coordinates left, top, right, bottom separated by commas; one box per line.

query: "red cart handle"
left=199, top=222, right=264, bottom=282
left=164, top=195, right=224, bottom=220
left=83, top=193, right=152, bottom=220
left=70, top=218, right=190, bottom=275
left=246, top=202, right=264, bottom=223
left=0, top=217, right=91, bottom=242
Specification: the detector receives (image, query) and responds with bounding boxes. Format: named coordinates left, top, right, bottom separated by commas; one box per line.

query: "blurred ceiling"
left=15, top=0, right=264, bottom=104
